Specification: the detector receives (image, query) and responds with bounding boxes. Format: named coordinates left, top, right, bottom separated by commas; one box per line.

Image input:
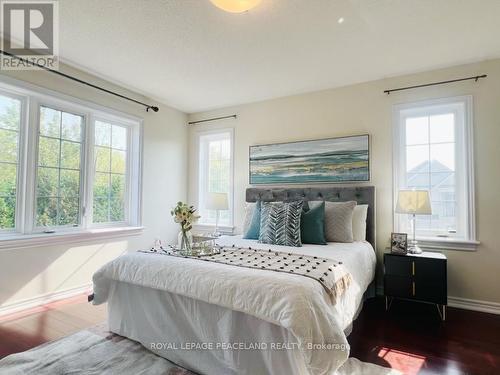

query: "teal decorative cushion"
left=301, top=201, right=327, bottom=245
left=259, top=201, right=303, bottom=247
left=243, top=200, right=261, bottom=239
left=242, top=202, right=256, bottom=234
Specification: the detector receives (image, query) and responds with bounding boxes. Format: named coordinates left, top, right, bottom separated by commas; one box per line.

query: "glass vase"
left=177, top=230, right=193, bottom=255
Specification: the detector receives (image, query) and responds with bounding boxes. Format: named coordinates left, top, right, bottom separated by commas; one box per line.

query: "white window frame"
left=393, top=95, right=478, bottom=251
left=0, top=89, right=28, bottom=236
left=32, top=99, right=88, bottom=233
left=86, top=115, right=142, bottom=230
left=195, top=127, right=234, bottom=233
left=0, top=75, right=143, bottom=249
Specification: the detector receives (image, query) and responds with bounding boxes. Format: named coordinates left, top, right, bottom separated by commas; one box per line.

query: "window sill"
left=193, top=223, right=235, bottom=235
left=417, top=236, right=480, bottom=251
left=0, top=226, right=145, bottom=251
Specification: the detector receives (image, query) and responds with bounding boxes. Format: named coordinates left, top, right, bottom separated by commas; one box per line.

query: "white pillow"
left=242, top=202, right=256, bottom=234
left=352, top=204, right=368, bottom=241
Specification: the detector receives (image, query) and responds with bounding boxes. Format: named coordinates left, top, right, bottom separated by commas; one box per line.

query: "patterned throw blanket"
left=141, top=246, right=352, bottom=303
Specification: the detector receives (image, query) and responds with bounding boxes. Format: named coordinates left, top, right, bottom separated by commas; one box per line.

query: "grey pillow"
left=309, top=201, right=357, bottom=243
left=259, top=201, right=303, bottom=247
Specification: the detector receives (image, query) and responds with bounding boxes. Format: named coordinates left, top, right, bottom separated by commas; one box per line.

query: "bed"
left=92, top=186, right=377, bottom=375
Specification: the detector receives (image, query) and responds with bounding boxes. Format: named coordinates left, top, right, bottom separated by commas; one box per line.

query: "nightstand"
left=384, top=251, right=447, bottom=320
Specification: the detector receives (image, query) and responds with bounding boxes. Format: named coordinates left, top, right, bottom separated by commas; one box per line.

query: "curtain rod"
left=0, top=50, right=159, bottom=112
left=384, top=74, right=487, bottom=95
left=188, top=114, right=237, bottom=125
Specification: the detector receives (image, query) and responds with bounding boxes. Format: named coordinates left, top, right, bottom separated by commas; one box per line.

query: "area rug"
left=0, top=324, right=401, bottom=375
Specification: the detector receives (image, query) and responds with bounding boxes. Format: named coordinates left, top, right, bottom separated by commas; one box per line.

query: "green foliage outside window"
left=92, top=121, right=127, bottom=224
left=0, top=98, right=20, bottom=229
left=0, top=102, right=128, bottom=230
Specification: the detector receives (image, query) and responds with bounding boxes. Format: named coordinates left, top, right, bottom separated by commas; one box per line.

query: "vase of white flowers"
left=171, top=202, right=200, bottom=255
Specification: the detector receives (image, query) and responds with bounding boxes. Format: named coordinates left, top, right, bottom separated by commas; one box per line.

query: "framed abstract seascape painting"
left=249, top=134, right=370, bottom=184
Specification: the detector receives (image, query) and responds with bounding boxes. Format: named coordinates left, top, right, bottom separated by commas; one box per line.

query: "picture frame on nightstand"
left=391, top=232, right=408, bottom=254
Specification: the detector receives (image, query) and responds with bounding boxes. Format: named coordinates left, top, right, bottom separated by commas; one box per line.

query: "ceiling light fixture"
left=210, top=0, right=262, bottom=13
left=337, top=17, right=345, bottom=24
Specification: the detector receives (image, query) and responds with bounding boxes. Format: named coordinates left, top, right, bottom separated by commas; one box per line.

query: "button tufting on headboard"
left=246, top=186, right=376, bottom=250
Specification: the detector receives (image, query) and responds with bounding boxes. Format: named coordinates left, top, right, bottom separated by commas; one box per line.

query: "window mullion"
left=83, top=115, right=95, bottom=229
left=396, top=114, right=407, bottom=233
left=427, top=116, right=432, bottom=229
left=56, top=115, right=63, bottom=227
left=124, top=126, right=132, bottom=225
left=23, top=97, right=40, bottom=234
left=13, top=94, right=28, bottom=234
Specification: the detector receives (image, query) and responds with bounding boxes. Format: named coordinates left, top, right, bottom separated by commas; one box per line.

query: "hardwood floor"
left=0, top=295, right=499, bottom=374
left=0, top=294, right=106, bottom=360
left=349, top=297, right=500, bottom=375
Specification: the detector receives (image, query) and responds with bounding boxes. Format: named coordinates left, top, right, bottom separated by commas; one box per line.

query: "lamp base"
left=408, top=243, right=423, bottom=254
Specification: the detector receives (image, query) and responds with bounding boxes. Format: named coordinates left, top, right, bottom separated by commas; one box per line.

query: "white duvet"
left=92, top=236, right=376, bottom=375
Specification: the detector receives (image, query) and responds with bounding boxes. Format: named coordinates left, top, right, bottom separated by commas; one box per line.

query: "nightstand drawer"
left=414, top=281, right=447, bottom=305
left=414, top=258, right=446, bottom=284
left=384, top=275, right=413, bottom=299
left=385, top=255, right=412, bottom=277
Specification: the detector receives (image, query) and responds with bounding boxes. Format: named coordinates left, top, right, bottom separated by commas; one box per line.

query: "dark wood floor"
left=350, top=298, right=500, bottom=375
left=0, top=294, right=106, bottom=360
left=0, top=295, right=499, bottom=374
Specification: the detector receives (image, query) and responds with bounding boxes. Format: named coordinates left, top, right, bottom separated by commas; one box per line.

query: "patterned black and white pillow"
left=259, top=201, right=303, bottom=247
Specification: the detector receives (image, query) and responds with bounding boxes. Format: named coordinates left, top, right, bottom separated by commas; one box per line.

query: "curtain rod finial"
left=147, top=106, right=159, bottom=112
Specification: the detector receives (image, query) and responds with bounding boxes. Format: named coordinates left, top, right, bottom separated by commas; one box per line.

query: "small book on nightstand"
left=383, top=250, right=447, bottom=320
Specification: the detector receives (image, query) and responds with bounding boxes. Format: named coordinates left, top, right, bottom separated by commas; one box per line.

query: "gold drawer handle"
left=412, top=261, right=415, bottom=276
left=412, top=281, right=416, bottom=296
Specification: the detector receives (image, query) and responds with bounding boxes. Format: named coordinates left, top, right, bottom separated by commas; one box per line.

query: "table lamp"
left=396, top=190, right=432, bottom=254
left=206, top=192, right=229, bottom=237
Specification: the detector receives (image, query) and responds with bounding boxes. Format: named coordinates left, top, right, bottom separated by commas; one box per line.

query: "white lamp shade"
left=210, top=0, right=262, bottom=13
left=206, top=192, right=229, bottom=211
left=396, top=190, right=432, bottom=215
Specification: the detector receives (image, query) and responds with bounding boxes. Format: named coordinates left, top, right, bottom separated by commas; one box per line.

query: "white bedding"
left=93, top=237, right=376, bottom=375
left=216, top=236, right=376, bottom=331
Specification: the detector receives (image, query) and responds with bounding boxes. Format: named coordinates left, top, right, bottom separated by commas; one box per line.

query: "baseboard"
left=448, top=296, right=500, bottom=315
left=377, top=285, right=500, bottom=315
left=0, top=284, right=92, bottom=317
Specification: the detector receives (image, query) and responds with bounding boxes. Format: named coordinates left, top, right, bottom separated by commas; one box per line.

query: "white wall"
left=188, top=58, right=500, bottom=305
left=0, top=63, right=188, bottom=310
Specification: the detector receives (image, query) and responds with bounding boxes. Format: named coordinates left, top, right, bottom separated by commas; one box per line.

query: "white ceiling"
left=59, top=0, right=500, bottom=113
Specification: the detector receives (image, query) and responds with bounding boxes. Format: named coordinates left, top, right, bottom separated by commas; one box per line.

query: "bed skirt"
left=108, top=281, right=311, bottom=375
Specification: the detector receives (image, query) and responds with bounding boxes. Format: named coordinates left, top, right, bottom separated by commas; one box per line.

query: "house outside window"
left=393, top=96, right=477, bottom=250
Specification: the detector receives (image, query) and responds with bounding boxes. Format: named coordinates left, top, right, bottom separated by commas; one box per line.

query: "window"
left=393, top=96, right=476, bottom=248
left=36, top=106, right=84, bottom=228
left=197, top=129, right=233, bottom=228
left=0, top=93, right=22, bottom=230
left=93, top=121, right=128, bottom=224
left=0, top=77, right=142, bottom=240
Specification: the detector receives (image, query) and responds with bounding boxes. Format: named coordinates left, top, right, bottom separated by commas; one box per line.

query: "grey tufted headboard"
left=246, top=186, right=376, bottom=250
